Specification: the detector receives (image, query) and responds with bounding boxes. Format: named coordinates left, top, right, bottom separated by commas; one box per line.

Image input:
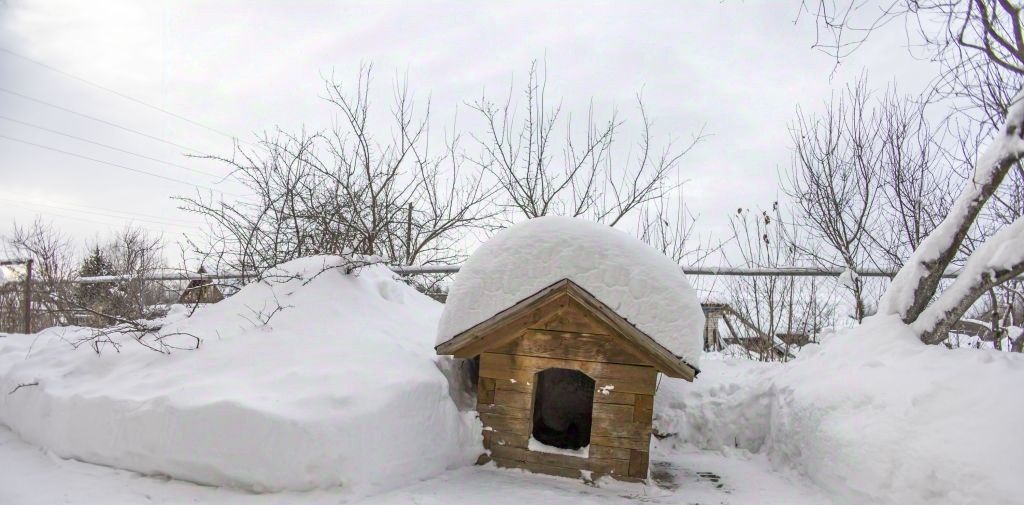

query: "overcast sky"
left=0, top=1, right=940, bottom=260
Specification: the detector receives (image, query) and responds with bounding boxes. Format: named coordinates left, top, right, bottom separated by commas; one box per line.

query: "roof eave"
left=435, top=278, right=699, bottom=382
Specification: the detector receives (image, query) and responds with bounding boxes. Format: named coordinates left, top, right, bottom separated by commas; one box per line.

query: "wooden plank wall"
left=478, top=347, right=657, bottom=481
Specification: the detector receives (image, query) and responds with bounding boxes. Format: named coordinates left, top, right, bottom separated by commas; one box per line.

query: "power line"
left=0, top=197, right=202, bottom=228
left=0, top=47, right=250, bottom=146
left=0, top=134, right=239, bottom=195
left=0, top=115, right=226, bottom=180
left=0, top=86, right=212, bottom=155
left=2, top=200, right=188, bottom=234
left=3, top=197, right=203, bottom=225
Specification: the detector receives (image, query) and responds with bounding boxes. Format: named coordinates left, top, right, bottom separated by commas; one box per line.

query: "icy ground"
left=0, top=423, right=834, bottom=505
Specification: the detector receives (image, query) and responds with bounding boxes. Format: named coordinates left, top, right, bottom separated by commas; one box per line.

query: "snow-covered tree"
left=801, top=0, right=1024, bottom=346
left=879, top=96, right=1024, bottom=342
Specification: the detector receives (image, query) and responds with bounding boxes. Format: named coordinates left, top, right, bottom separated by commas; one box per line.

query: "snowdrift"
left=655, top=316, right=1024, bottom=505
left=0, top=256, right=480, bottom=494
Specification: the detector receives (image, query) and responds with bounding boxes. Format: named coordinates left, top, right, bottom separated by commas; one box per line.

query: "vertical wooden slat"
left=478, top=377, right=496, bottom=405
left=628, top=449, right=650, bottom=478
left=633, top=394, right=654, bottom=423
left=23, top=259, right=32, bottom=334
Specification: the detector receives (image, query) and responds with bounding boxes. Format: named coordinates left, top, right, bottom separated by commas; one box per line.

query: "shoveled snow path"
left=0, top=425, right=833, bottom=505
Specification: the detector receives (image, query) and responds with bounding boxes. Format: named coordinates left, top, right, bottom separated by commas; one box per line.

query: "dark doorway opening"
left=531, top=368, right=595, bottom=450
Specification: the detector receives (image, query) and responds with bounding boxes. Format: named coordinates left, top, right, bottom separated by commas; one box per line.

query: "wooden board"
left=489, top=445, right=630, bottom=475
left=561, top=284, right=697, bottom=380
left=591, top=416, right=651, bottom=439
left=593, top=391, right=636, bottom=405
left=481, top=353, right=657, bottom=385
left=588, top=444, right=632, bottom=460
left=477, top=403, right=531, bottom=420
left=492, top=328, right=650, bottom=366
left=633, top=396, right=654, bottom=424
left=492, top=389, right=533, bottom=410
left=483, top=429, right=529, bottom=449
left=592, top=402, right=635, bottom=423
left=532, top=296, right=617, bottom=335
left=589, top=435, right=652, bottom=451
left=480, top=354, right=656, bottom=396
left=479, top=367, right=536, bottom=385
left=493, top=376, right=534, bottom=394
left=478, top=377, right=496, bottom=405
left=491, top=457, right=583, bottom=480
left=628, top=449, right=650, bottom=478
left=448, top=284, right=601, bottom=359
left=634, top=394, right=654, bottom=410
left=480, top=414, right=532, bottom=436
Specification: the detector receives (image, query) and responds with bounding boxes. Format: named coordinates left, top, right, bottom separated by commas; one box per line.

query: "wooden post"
left=23, top=259, right=32, bottom=334
left=405, top=202, right=413, bottom=263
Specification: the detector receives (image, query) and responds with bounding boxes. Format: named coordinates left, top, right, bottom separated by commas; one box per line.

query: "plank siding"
left=481, top=353, right=656, bottom=385
left=589, top=435, right=652, bottom=451
left=469, top=293, right=658, bottom=482
left=483, top=429, right=529, bottom=449
left=490, top=445, right=630, bottom=475
left=492, top=329, right=650, bottom=365
left=588, top=444, right=632, bottom=460
left=628, top=449, right=650, bottom=478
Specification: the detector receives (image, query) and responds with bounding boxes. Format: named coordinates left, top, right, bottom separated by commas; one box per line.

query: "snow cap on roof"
left=437, top=216, right=705, bottom=368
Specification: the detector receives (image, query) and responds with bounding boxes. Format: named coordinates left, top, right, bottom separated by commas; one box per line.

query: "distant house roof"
left=177, top=270, right=225, bottom=305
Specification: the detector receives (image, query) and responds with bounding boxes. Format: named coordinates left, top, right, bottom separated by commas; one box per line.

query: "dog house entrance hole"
left=531, top=368, right=595, bottom=450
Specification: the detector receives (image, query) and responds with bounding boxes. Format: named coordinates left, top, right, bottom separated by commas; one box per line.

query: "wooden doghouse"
left=436, top=279, right=698, bottom=482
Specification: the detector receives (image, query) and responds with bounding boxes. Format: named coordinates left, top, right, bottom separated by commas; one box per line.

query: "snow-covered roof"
left=436, top=216, right=705, bottom=369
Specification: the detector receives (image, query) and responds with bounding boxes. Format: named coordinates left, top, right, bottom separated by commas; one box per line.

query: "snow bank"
left=656, top=316, right=1024, bottom=505
left=0, top=256, right=480, bottom=495
left=437, top=216, right=705, bottom=367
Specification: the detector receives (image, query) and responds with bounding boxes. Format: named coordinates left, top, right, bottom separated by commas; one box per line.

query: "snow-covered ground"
left=1, top=254, right=1021, bottom=505
left=0, top=422, right=835, bottom=505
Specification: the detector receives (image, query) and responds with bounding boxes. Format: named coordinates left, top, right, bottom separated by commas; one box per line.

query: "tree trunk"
left=916, top=217, right=1024, bottom=344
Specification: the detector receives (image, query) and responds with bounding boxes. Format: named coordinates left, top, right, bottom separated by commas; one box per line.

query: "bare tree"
left=637, top=196, right=703, bottom=264
left=179, top=66, right=496, bottom=278
left=468, top=61, right=703, bottom=227
left=800, top=1, right=1024, bottom=346
left=874, top=89, right=953, bottom=266
left=786, top=78, right=881, bottom=321
left=100, top=226, right=168, bottom=320
left=803, top=1, right=1024, bottom=108
left=3, top=218, right=76, bottom=328
left=725, top=204, right=840, bottom=361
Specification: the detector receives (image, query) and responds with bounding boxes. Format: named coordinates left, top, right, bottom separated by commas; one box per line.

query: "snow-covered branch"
left=878, top=89, right=1024, bottom=324
left=914, top=216, right=1024, bottom=344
